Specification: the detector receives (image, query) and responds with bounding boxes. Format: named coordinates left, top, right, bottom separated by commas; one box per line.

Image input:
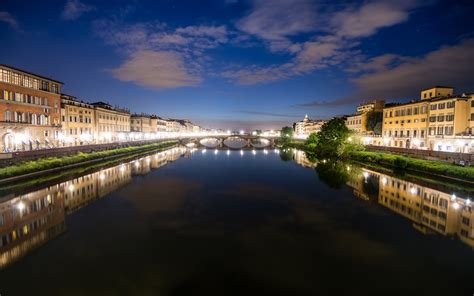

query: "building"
left=60, top=94, right=95, bottom=146
left=131, top=114, right=153, bottom=133
left=381, top=86, right=474, bottom=152
left=346, top=100, right=385, bottom=135
left=0, top=64, right=63, bottom=152
left=293, top=115, right=326, bottom=138
left=91, top=102, right=130, bottom=142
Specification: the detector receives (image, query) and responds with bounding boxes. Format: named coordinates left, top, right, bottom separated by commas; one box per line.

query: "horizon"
left=1, top=0, right=474, bottom=130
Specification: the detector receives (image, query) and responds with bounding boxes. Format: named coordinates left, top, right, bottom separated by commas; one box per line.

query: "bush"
left=394, top=157, right=408, bottom=169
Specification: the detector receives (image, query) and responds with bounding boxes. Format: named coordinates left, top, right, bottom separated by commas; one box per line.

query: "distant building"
left=293, top=115, right=326, bottom=138
left=91, top=102, right=130, bottom=142
left=60, top=94, right=95, bottom=146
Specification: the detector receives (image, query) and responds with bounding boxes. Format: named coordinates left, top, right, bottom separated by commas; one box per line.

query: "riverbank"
left=278, top=140, right=474, bottom=183
left=0, top=140, right=178, bottom=183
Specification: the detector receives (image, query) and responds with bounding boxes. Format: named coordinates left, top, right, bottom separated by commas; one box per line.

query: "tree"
left=365, top=111, right=383, bottom=135
left=281, top=126, right=294, bottom=139
left=305, top=132, right=319, bottom=150
left=315, top=118, right=351, bottom=158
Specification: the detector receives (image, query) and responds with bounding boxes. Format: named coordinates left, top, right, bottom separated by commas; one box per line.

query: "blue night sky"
left=1, top=0, right=474, bottom=130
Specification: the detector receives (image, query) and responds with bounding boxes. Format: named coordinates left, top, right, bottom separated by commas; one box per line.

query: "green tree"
left=305, top=132, right=319, bottom=150
left=281, top=126, right=294, bottom=139
left=365, top=111, right=383, bottom=135
left=315, top=118, right=351, bottom=158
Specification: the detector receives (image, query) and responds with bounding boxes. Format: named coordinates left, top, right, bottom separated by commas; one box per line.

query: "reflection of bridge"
left=181, top=135, right=275, bottom=149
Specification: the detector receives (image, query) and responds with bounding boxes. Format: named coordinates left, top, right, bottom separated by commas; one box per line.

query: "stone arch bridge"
left=180, top=135, right=275, bottom=149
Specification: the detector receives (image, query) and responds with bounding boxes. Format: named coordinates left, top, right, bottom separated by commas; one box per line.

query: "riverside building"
left=91, top=102, right=130, bottom=143
left=346, top=99, right=385, bottom=135
left=381, top=86, right=474, bottom=152
left=60, top=94, right=95, bottom=146
left=293, top=115, right=326, bottom=139
left=0, top=64, right=62, bottom=152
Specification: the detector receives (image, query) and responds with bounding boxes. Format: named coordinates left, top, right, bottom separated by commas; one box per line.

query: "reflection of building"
left=0, top=186, right=66, bottom=269
left=293, top=150, right=315, bottom=168
left=347, top=168, right=474, bottom=248
left=293, top=115, right=326, bottom=138
left=60, top=94, right=95, bottom=146
left=0, top=64, right=63, bottom=152
left=381, top=86, right=474, bottom=152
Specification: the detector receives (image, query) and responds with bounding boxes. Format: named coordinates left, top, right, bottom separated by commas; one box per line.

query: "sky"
left=1, top=0, right=474, bottom=130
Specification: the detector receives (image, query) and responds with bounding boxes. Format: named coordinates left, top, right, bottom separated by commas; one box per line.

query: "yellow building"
left=294, top=115, right=326, bottom=138
left=60, top=94, right=95, bottom=146
left=381, top=86, right=474, bottom=152
left=131, top=114, right=152, bottom=133
left=91, top=102, right=130, bottom=142
left=346, top=100, right=384, bottom=135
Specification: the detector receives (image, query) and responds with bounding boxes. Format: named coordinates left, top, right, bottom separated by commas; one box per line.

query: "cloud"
left=95, top=19, right=232, bottom=89
left=0, top=11, right=19, bottom=30
left=237, top=0, right=318, bottom=52
left=61, top=0, right=95, bottom=20
left=111, top=50, right=202, bottom=90
left=352, top=38, right=474, bottom=99
left=225, top=0, right=426, bottom=85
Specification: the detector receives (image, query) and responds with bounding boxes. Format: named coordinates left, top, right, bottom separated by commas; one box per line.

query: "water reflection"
left=292, top=150, right=474, bottom=249
left=0, top=147, right=187, bottom=270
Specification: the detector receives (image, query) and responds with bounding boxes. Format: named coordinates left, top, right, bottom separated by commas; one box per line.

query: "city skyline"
left=1, top=0, right=474, bottom=130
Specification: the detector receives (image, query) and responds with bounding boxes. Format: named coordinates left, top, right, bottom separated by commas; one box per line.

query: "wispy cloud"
left=0, top=11, right=19, bottom=30
left=61, top=0, right=95, bottom=21
left=111, top=50, right=202, bottom=90
left=224, top=0, right=426, bottom=85
left=95, top=19, right=231, bottom=89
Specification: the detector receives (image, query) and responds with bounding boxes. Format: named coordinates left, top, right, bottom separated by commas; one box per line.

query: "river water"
left=0, top=147, right=473, bottom=295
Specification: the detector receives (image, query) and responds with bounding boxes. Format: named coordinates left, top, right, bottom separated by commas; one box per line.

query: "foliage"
left=365, top=111, right=383, bottom=135
left=281, top=126, right=294, bottom=139
left=311, top=118, right=352, bottom=158
left=305, top=132, right=319, bottom=150
left=0, top=141, right=177, bottom=179
left=350, top=151, right=474, bottom=181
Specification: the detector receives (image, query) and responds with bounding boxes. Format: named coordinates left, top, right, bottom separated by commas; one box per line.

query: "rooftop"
left=0, top=64, right=64, bottom=84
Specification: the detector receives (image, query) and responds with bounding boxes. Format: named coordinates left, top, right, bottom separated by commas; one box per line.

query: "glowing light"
left=252, top=150, right=256, bottom=155
left=135, top=161, right=140, bottom=167
left=410, top=187, right=416, bottom=194
left=99, top=173, right=105, bottom=180
left=363, top=172, right=369, bottom=178
left=382, top=177, right=387, bottom=185
left=451, top=194, right=456, bottom=201
left=17, top=202, right=25, bottom=211
left=68, top=184, right=74, bottom=192
left=214, top=149, right=218, bottom=155
left=413, top=138, right=420, bottom=146
left=202, top=149, right=207, bottom=154
left=453, top=202, right=460, bottom=210
left=120, top=165, right=125, bottom=173
left=240, top=130, right=245, bottom=135
left=466, top=199, right=471, bottom=205
left=346, top=165, right=350, bottom=171
left=348, top=137, right=352, bottom=142
left=263, top=149, right=268, bottom=155
left=226, top=150, right=230, bottom=156
left=240, top=150, right=244, bottom=156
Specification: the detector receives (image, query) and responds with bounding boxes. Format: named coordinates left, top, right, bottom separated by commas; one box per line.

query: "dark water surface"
left=0, top=147, right=473, bottom=295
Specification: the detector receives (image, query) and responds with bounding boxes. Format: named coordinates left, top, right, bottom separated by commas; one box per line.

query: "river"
left=0, top=147, right=473, bottom=295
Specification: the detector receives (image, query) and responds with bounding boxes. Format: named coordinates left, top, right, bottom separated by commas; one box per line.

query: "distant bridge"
left=180, top=135, right=275, bottom=149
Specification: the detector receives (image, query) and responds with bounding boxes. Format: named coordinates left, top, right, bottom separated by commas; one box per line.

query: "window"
left=413, top=130, right=417, bottom=137
left=430, top=104, right=437, bottom=110
left=437, top=115, right=444, bottom=122
left=438, top=103, right=445, bottom=109
left=421, top=106, right=427, bottom=114
left=41, top=81, right=49, bottom=91
left=446, top=101, right=455, bottom=108
left=437, top=126, right=443, bottom=135
left=413, top=107, right=419, bottom=115
left=429, top=127, right=435, bottom=136
left=471, top=113, right=474, bottom=121
left=421, top=129, right=425, bottom=137
left=51, top=84, right=59, bottom=94
left=462, top=217, right=470, bottom=226
left=444, top=126, right=453, bottom=135
left=429, top=116, right=436, bottom=122
left=446, top=114, right=454, bottom=121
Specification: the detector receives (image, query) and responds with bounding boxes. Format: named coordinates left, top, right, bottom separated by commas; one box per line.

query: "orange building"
left=0, top=64, right=62, bottom=152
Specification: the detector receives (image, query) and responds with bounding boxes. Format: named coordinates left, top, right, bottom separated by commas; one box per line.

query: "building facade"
left=131, top=114, right=152, bottom=133
left=346, top=100, right=385, bottom=135
left=60, top=94, right=95, bottom=146
left=294, top=115, right=326, bottom=138
left=381, top=87, right=474, bottom=152
left=92, top=102, right=130, bottom=142
left=0, top=65, right=62, bottom=152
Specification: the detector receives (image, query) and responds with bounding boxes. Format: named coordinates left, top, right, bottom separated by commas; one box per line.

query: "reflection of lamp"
left=381, top=177, right=387, bottom=185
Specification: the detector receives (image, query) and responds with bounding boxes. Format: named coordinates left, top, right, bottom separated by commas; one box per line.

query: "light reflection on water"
left=0, top=147, right=473, bottom=295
